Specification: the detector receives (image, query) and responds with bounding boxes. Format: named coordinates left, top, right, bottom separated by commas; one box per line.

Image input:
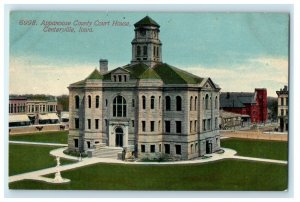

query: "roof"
left=86, top=69, right=103, bottom=79
left=134, top=16, right=160, bottom=28
left=9, top=114, right=30, bottom=123
left=220, top=92, right=256, bottom=108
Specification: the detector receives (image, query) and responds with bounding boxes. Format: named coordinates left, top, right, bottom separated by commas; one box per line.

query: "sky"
left=9, top=11, right=289, bottom=97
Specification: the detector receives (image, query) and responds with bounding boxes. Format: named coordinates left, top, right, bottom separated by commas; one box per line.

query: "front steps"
left=87, top=146, right=123, bottom=159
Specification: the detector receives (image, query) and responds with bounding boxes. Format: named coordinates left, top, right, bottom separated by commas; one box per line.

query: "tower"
left=131, top=16, right=162, bottom=67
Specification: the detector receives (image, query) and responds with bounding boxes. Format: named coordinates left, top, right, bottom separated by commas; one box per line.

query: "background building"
left=276, top=85, right=288, bottom=132
left=220, top=88, right=268, bottom=124
left=68, top=16, right=221, bottom=160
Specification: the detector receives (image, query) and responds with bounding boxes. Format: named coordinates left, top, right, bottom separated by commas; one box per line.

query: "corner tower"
left=131, top=16, right=162, bottom=67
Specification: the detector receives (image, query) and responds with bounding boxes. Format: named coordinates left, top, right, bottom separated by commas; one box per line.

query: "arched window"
left=113, top=96, right=126, bottom=117
left=142, top=96, right=146, bottom=109
left=143, top=46, right=147, bottom=56
left=75, top=95, right=80, bottom=109
left=190, top=96, right=193, bottom=111
left=165, top=96, right=171, bottom=111
left=151, top=96, right=155, bottom=109
left=176, top=96, right=182, bottom=111
left=137, top=46, right=141, bottom=56
left=195, top=96, right=197, bottom=111
left=88, top=95, right=91, bottom=108
left=95, top=96, right=100, bottom=108
left=215, top=96, right=218, bottom=109
left=205, top=94, right=209, bottom=110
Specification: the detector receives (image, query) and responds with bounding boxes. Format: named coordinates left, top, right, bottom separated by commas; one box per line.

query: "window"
left=75, top=95, right=80, bottom=109
left=74, top=139, right=78, bottom=148
left=113, top=96, right=127, bottom=117
left=157, top=47, right=159, bottom=56
left=118, top=75, right=122, bottom=82
left=88, top=95, right=91, bottom=108
left=150, top=145, right=155, bottom=153
left=176, top=121, right=181, bottom=133
left=205, top=94, right=209, bottom=110
left=158, top=121, right=161, bottom=131
left=190, top=96, right=193, bottom=111
left=142, top=121, right=146, bottom=132
left=124, top=75, right=127, bottom=82
left=159, top=144, right=161, bottom=152
left=153, top=46, right=156, bottom=56
left=75, top=118, right=79, bottom=129
left=95, top=119, right=99, bottom=129
left=151, top=96, right=155, bottom=109
left=96, top=96, right=100, bottom=108
left=105, top=119, right=107, bottom=126
left=87, top=141, right=91, bottom=149
left=281, top=97, right=284, bottom=106
left=195, top=96, right=197, bottom=111
left=281, top=109, right=284, bottom=116
left=194, top=120, right=197, bottom=132
left=143, top=45, right=147, bottom=56
left=142, top=96, right=146, bottom=109
left=141, top=145, right=145, bottom=152
left=191, top=144, right=194, bottom=154
left=132, top=99, right=135, bottom=107
left=175, top=145, right=181, bottom=155
left=130, top=120, right=134, bottom=127
left=164, top=144, right=170, bottom=154
left=190, top=121, right=192, bottom=132
left=87, top=119, right=91, bottom=129
left=137, top=46, right=141, bottom=56
left=207, top=119, right=211, bottom=130
left=165, top=121, right=171, bottom=133
left=215, top=117, right=218, bottom=129
left=203, top=119, right=206, bottom=131
left=105, top=99, right=108, bottom=107
left=151, top=121, right=155, bottom=132
left=195, top=143, right=198, bottom=153
left=176, top=96, right=182, bottom=111
left=215, top=96, right=218, bottom=109
left=165, top=96, right=171, bottom=111
left=159, top=96, right=161, bottom=109
left=113, top=75, right=117, bottom=82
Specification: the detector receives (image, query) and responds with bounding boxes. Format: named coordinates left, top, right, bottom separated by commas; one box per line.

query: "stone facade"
left=68, top=16, right=221, bottom=160
left=276, top=85, right=288, bottom=132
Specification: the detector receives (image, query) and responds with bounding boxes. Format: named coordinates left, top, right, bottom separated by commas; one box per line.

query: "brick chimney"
left=99, top=59, right=108, bottom=74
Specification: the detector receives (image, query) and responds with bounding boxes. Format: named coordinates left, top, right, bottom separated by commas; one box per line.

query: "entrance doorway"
left=115, top=127, right=123, bottom=147
left=206, top=140, right=212, bottom=154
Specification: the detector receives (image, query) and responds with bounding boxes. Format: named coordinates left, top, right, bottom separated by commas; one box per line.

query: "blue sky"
left=10, top=11, right=289, bottom=96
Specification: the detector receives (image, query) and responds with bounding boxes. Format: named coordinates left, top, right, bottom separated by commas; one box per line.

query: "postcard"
left=8, top=11, right=289, bottom=191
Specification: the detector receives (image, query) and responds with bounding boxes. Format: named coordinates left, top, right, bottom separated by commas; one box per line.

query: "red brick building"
left=220, top=88, right=268, bottom=123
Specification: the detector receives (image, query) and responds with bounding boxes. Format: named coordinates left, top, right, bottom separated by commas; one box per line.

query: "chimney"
left=99, top=59, right=108, bottom=74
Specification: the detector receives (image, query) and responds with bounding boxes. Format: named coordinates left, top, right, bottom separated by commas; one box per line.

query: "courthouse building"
left=276, top=85, right=288, bottom=132
left=68, top=16, right=221, bottom=160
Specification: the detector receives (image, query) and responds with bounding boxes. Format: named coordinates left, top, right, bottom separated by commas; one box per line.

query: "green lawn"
left=9, top=131, right=68, bottom=144
left=221, top=138, right=288, bottom=161
left=9, top=160, right=288, bottom=191
left=9, top=144, right=74, bottom=176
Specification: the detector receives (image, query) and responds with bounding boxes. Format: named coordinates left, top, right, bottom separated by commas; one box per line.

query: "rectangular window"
left=190, top=121, right=192, bottom=133
left=141, top=145, right=145, bottom=152
left=281, top=97, right=284, bottom=106
left=165, top=121, right=170, bottom=133
left=105, top=119, right=107, bottom=127
left=74, top=139, right=79, bottom=148
left=96, top=96, right=100, bottom=108
left=142, top=121, right=146, bottom=132
left=194, top=120, right=197, bottom=132
left=158, top=121, right=161, bottom=131
left=159, top=144, right=161, bottom=152
left=95, top=119, right=99, bottom=129
left=281, top=109, right=284, bottom=116
left=207, top=119, right=211, bottom=130
left=150, top=145, right=155, bottom=153
left=87, top=119, right=91, bottom=129
left=75, top=118, right=79, bottom=129
left=132, top=120, right=134, bottom=127
left=151, top=121, right=155, bottom=132
left=175, top=145, right=181, bottom=155
left=87, top=141, right=91, bottom=149
left=176, top=121, right=181, bottom=133
left=164, top=144, right=170, bottom=154
left=132, top=99, right=135, bottom=107
left=203, top=119, right=206, bottom=131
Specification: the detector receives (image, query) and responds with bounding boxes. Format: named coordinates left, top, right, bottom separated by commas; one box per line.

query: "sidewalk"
left=9, top=147, right=287, bottom=184
left=9, top=141, right=67, bottom=147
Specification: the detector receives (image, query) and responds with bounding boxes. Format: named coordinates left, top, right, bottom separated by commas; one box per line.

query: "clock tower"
left=131, top=16, right=162, bottom=67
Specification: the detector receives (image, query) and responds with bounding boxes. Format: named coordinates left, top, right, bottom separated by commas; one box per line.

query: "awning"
left=39, top=113, right=59, bottom=120
left=9, top=114, right=30, bottom=123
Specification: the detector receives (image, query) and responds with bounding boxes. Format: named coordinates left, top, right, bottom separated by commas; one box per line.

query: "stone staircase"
left=88, top=146, right=123, bottom=159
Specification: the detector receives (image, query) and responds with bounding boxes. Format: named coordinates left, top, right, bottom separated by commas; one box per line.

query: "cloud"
left=9, top=55, right=288, bottom=97
left=184, top=56, right=288, bottom=97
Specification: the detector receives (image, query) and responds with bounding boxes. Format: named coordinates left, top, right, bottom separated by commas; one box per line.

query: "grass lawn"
left=9, top=160, right=288, bottom=191
left=9, top=144, right=75, bottom=176
left=9, top=131, right=68, bottom=144
left=221, top=138, right=288, bottom=161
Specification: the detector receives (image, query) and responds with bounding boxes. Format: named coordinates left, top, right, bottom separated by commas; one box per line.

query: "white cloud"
left=9, top=55, right=288, bottom=97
